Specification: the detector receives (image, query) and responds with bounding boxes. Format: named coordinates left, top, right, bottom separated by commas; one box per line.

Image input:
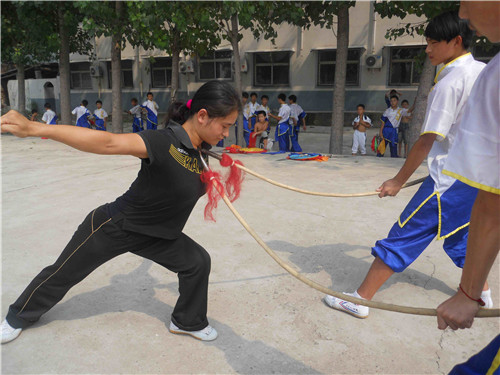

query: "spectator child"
left=72, top=100, right=91, bottom=128
left=94, top=100, right=108, bottom=131
left=128, top=98, right=144, bottom=133
left=142, top=92, right=159, bottom=130
left=351, top=104, right=372, bottom=155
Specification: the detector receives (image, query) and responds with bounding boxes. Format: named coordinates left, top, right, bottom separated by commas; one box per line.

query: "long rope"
left=220, top=193, right=499, bottom=318
left=199, top=151, right=498, bottom=317
left=202, top=150, right=426, bottom=197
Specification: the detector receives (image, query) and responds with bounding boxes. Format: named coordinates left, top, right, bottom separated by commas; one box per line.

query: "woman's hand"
left=1, top=110, right=39, bottom=138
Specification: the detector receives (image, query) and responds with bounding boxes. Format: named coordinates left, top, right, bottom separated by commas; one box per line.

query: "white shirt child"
left=42, top=109, right=57, bottom=124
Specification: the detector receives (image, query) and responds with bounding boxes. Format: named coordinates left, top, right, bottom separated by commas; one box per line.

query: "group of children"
left=36, top=92, right=160, bottom=133
left=238, top=92, right=307, bottom=152
left=351, top=90, right=414, bottom=157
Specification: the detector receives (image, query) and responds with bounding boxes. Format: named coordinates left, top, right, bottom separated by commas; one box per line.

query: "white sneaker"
left=323, top=292, right=369, bottom=319
left=481, top=289, right=493, bottom=309
left=169, top=321, right=218, bottom=341
left=1, top=319, right=22, bottom=344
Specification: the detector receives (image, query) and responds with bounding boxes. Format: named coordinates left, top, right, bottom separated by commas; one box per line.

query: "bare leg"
left=356, top=257, right=395, bottom=300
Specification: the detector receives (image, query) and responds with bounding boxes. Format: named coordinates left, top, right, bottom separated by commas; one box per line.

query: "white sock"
left=353, top=290, right=365, bottom=300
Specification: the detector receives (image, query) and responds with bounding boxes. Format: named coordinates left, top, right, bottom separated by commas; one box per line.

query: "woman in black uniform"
left=1, top=80, right=241, bottom=343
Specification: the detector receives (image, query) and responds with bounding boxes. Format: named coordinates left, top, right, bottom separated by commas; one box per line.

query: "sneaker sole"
left=169, top=328, right=217, bottom=341
left=322, top=298, right=369, bottom=319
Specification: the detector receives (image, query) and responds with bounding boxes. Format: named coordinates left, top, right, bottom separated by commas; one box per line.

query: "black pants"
left=7, top=206, right=211, bottom=332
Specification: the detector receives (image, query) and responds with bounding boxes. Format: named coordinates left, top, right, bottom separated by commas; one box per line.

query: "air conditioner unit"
left=365, top=54, right=383, bottom=69
left=90, top=64, right=103, bottom=77
left=231, top=56, right=248, bottom=72
left=179, top=60, right=194, bottom=74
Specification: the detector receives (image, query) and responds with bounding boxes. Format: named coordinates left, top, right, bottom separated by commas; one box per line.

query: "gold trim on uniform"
left=169, top=144, right=203, bottom=174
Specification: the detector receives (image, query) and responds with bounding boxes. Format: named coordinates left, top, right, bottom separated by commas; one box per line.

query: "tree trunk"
left=329, top=5, right=349, bottom=155
left=230, top=14, right=244, bottom=147
left=408, top=56, right=434, bottom=149
left=58, top=4, right=72, bottom=125
left=15, top=63, right=25, bottom=114
left=171, top=41, right=180, bottom=103
left=111, top=1, right=123, bottom=133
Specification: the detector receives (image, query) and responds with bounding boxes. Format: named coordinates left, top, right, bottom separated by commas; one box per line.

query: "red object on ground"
left=248, top=132, right=257, bottom=148
left=200, top=170, right=224, bottom=222
left=220, top=153, right=245, bottom=202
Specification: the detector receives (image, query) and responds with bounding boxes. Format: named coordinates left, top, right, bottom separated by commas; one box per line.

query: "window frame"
left=150, top=57, right=173, bottom=88
left=197, top=50, right=233, bottom=81
left=316, top=48, right=363, bottom=87
left=388, top=45, right=426, bottom=87
left=70, top=62, right=92, bottom=90
left=253, top=51, right=292, bottom=87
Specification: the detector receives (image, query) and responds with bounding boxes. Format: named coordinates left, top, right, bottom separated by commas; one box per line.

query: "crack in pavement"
left=424, top=257, right=437, bottom=290
left=435, top=330, right=446, bottom=374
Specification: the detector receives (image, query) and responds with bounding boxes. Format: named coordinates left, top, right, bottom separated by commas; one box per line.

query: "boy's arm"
left=377, top=133, right=437, bottom=197
left=302, top=117, right=306, bottom=131
left=1, top=110, right=147, bottom=158
left=379, top=120, right=384, bottom=137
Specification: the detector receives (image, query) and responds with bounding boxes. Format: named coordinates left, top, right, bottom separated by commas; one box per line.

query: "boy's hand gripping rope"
left=199, top=151, right=499, bottom=318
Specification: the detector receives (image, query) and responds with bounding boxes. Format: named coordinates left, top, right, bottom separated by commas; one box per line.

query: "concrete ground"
left=1, top=124, right=498, bottom=374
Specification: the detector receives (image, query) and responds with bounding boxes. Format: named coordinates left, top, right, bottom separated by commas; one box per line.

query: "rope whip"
left=202, top=149, right=427, bottom=197
left=199, top=151, right=499, bottom=318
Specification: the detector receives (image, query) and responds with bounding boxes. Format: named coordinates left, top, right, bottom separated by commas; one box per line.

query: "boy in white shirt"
left=248, top=92, right=260, bottom=131
left=141, top=92, right=159, bottom=130
left=268, top=93, right=291, bottom=151
left=93, top=100, right=108, bottom=131
left=379, top=96, right=407, bottom=157
left=351, top=104, right=372, bottom=156
left=71, top=100, right=91, bottom=128
left=288, top=95, right=307, bottom=152
left=324, top=11, right=491, bottom=318
left=42, top=103, right=57, bottom=125
left=127, top=98, right=143, bottom=133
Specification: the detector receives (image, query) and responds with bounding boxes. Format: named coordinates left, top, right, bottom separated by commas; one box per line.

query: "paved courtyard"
left=2, top=125, right=498, bottom=374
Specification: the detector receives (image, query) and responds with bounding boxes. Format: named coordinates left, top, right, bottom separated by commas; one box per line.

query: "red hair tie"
left=186, top=99, right=192, bottom=109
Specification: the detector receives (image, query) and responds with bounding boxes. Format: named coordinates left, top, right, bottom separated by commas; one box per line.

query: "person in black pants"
left=1, top=80, right=241, bottom=343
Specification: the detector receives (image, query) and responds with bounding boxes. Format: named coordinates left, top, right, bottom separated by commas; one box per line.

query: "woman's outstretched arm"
left=1, top=110, right=148, bottom=159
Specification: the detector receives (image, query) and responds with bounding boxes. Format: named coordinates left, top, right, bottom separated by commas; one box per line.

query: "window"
left=70, top=62, right=92, bottom=89
left=473, top=44, right=500, bottom=64
left=389, top=46, right=425, bottom=86
left=317, top=49, right=361, bottom=86
left=254, top=51, right=291, bottom=86
left=150, top=57, right=172, bottom=88
left=198, top=50, right=232, bottom=80
left=107, top=60, right=134, bottom=89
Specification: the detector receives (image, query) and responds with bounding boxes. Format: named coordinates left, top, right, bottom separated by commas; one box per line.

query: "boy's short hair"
left=82, top=100, right=88, bottom=106
left=147, top=92, right=153, bottom=96
left=357, top=104, right=365, bottom=109
left=242, top=92, right=249, bottom=98
left=390, top=95, right=399, bottom=101
left=401, top=99, right=409, bottom=105
left=31, top=109, right=38, bottom=114
left=44, top=103, right=51, bottom=109
left=250, top=92, right=257, bottom=98
left=425, top=11, right=474, bottom=49
left=278, top=93, right=286, bottom=101
left=131, top=97, right=138, bottom=103
left=96, top=100, right=102, bottom=105
left=261, top=95, right=269, bottom=100
left=256, top=110, right=266, bottom=117
left=288, top=95, right=297, bottom=102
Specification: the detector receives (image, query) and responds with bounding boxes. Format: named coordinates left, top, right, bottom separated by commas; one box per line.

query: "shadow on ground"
left=265, top=240, right=457, bottom=296
left=31, top=259, right=320, bottom=375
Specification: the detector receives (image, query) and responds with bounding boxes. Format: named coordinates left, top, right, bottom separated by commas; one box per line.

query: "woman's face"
left=198, top=109, right=238, bottom=145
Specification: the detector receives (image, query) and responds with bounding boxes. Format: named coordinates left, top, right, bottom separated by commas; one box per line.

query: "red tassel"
left=200, top=170, right=224, bottom=222
left=220, top=153, right=245, bottom=202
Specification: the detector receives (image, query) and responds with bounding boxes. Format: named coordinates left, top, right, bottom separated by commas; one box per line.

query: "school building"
left=2, top=2, right=498, bottom=125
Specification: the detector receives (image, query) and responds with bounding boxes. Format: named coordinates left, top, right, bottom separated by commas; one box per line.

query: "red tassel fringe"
left=200, top=170, right=224, bottom=222
left=220, top=153, right=245, bottom=202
